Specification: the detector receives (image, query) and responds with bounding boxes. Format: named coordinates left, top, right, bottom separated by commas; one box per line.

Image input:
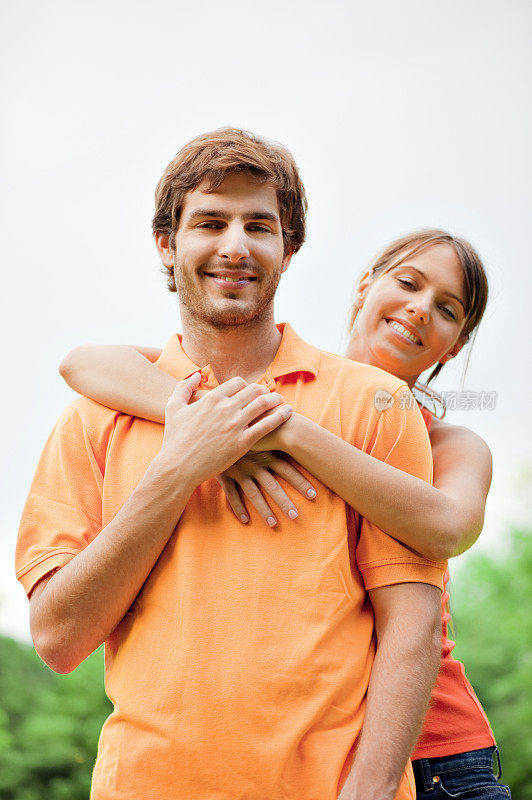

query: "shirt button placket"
left=261, top=369, right=276, bottom=392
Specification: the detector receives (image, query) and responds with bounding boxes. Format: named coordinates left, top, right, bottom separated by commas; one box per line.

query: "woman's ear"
left=355, top=271, right=371, bottom=309
left=440, top=332, right=469, bottom=364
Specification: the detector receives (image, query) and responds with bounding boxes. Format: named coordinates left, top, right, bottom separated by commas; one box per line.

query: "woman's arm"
left=58, top=345, right=317, bottom=521
left=59, top=345, right=492, bottom=560
left=428, top=419, right=493, bottom=555
left=257, top=412, right=492, bottom=562
left=59, top=345, right=170, bottom=422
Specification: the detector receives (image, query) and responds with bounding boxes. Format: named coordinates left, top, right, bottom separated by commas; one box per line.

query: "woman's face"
left=347, top=244, right=470, bottom=386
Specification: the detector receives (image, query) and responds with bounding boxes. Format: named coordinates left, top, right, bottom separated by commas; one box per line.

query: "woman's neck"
left=344, top=332, right=419, bottom=390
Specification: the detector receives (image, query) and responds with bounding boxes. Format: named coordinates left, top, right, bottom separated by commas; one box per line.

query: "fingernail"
left=240, top=514, right=249, bottom=523
left=267, top=516, right=276, bottom=527
left=288, top=509, right=298, bottom=520
left=307, top=488, right=316, bottom=499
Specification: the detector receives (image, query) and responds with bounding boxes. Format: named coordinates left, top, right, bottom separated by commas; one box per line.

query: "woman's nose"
left=407, top=302, right=430, bottom=325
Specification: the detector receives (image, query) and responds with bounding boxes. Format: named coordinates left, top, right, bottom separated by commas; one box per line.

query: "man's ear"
left=155, top=232, right=174, bottom=268
left=281, top=248, right=293, bottom=274
left=355, top=271, right=371, bottom=309
left=440, top=332, right=469, bottom=364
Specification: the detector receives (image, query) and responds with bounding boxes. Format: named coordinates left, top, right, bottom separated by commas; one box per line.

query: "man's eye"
left=198, top=222, right=223, bottom=229
left=247, top=224, right=269, bottom=233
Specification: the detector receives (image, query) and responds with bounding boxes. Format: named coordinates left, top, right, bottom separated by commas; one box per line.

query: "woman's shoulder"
left=429, top=416, right=492, bottom=464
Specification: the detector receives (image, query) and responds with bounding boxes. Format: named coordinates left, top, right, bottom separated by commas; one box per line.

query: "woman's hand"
left=217, top=452, right=317, bottom=527
left=247, top=408, right=300, bottom=454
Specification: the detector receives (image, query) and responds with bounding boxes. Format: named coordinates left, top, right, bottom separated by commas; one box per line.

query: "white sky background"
left=1, top=0, right=531, bottom=641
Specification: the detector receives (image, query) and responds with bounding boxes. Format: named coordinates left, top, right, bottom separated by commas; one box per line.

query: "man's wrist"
left=149, top=451, right=200, bottom=498
left=340, top=768, right=396, bottom=800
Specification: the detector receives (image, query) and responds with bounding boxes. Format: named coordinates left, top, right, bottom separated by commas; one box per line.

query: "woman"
left=60, top=229, right=511, bottom=798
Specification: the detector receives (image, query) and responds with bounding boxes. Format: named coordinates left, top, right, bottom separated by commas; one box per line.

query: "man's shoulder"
left=64, top=395, right=121, bottom=422
left=55, top=396, right=121, bottom=448
left=314, top=347, right=407, bottom=396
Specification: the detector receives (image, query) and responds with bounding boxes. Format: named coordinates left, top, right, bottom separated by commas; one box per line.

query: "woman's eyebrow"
left=399, top=265, right=466, bottom=310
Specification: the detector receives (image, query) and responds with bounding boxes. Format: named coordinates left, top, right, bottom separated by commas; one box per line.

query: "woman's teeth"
left=388, top=320, right=421, bottom=345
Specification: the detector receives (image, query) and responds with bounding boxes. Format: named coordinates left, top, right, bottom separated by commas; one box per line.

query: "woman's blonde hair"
left=348, top=229, right=489, bottom=413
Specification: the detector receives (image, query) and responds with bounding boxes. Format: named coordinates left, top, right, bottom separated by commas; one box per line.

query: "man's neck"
left=180, top=311, right=282, bottom=384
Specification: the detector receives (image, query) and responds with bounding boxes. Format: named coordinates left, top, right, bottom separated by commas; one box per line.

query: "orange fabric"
left=16, top=324, right=445, bottom=800
left=412, top=408, right=495, bottom=760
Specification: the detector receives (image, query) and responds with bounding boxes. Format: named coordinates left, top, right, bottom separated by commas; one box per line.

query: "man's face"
left=157, top=172, right=292, bottom=328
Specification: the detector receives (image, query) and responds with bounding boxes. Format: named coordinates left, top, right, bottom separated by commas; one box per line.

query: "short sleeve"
left=15, top=405, right=105, bottom=597
left=355, top=385, right=446, bottom=592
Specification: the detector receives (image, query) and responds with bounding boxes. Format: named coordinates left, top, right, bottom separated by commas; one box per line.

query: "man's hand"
left=158, top=374, right=293, bottom=487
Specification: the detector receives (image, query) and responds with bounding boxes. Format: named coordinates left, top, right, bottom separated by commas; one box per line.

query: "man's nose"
left=218, top=224, right=250, bottom=262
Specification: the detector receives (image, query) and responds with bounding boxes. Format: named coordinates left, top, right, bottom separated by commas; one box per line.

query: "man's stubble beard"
left=174, top=261, right=283, bottom=329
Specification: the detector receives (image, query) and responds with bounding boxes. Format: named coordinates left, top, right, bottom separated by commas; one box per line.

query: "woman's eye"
left=440, top=306, right=457, bottom=320
left=397, top=278, right=416, bottom=289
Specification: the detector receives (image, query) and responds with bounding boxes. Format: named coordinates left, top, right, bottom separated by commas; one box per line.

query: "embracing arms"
left=264, top=411, right=492, bottom=561
left=28, top=376, right=292, bottom=673
left=59, top=345, right=316, bottom=523
left=59, top=344, right=492, bottom=561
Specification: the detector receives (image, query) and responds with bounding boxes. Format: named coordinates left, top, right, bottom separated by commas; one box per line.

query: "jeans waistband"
left=412, top=747, right=501, bottom=791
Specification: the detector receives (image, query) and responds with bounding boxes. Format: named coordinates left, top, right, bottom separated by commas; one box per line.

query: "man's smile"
left=203, top=270, right=258, bottom=290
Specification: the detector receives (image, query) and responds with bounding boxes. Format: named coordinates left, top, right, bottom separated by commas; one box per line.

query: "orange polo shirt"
left=16, top=324, right=444, bottom=800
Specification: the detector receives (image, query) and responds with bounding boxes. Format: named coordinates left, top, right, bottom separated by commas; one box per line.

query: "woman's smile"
left=385, top=318, right=423, bottom=346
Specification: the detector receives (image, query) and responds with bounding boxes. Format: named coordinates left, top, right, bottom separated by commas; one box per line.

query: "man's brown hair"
left=152, top=128, right=308, bottom=292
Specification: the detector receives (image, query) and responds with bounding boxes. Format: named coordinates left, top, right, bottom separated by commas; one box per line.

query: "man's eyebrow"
left=246, top=210, right=279, bottom=223
left=398, top=265, right=467, bottom=310
left=188, top=208, right=230, bottom=220
left=187, top=208, right=279, bottom=223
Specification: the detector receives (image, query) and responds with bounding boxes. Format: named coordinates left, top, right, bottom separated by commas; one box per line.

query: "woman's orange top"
left=412, top=408, right=495, bottom=759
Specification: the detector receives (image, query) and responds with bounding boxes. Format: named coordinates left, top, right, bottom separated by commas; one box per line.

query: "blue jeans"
left=412, top=747, right=512, bottom=799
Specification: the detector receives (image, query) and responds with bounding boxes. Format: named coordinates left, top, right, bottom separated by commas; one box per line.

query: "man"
left=16, top=128, right=443, bottom=799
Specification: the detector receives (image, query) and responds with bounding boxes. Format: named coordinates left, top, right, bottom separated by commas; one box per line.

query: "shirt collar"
left=154, top=322, right=320, bottom=383
left=268, top=323, right=320, bottom=380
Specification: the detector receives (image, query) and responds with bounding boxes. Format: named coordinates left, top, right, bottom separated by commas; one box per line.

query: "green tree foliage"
left=0, top=641, right=110, bottom=800
left=451, top=528, right=532, bottom=800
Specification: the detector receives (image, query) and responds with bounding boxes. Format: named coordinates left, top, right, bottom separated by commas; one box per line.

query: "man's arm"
left=338, top=582, right=441, bottom=800
left=29, top=376, right=292, bottom=674
left=30, top=445, right=198, bottom=674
